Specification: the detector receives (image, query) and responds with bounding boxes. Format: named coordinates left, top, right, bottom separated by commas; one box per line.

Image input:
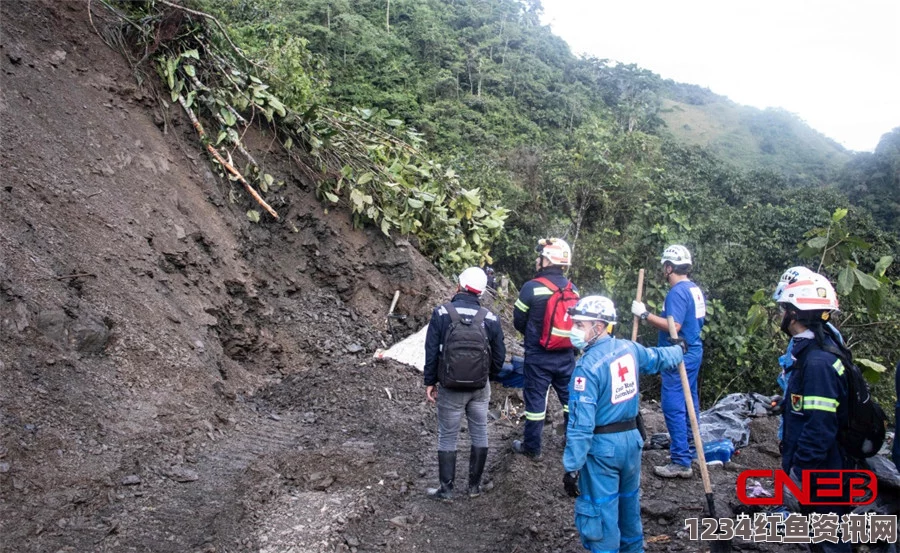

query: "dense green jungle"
left=118, top=0, right=899, bottom=407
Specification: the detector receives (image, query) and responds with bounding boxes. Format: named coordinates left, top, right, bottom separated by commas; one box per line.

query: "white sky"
left=540, top=0, right=900, bottom=152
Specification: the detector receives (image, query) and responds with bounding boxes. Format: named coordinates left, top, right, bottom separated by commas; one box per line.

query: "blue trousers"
left=574, top=431, right=643, bottom=553
left=523, top=358, right=572, bottom=453
left=660, top=360, right=700, bottom=467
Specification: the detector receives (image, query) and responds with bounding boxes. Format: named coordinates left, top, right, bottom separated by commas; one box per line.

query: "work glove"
left=631, top=301, right=648, bottom=320
left=669, top=337, right=688, bottom=355
left=563, top=470, right=580, bottom=498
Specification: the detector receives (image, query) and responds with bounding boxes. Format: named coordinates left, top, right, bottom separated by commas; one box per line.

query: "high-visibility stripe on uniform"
left=532, top=287, right=553, bottom=296
left=832, top=359, right=845, bottom=375
left=515, top=299, right=529, bottom=312
left=803, top=396, right=839, bottom=412
left=550, top=327, right=571, bottom=337
left=525, top=410, right=546, bottom=421
left=562, top=404, right=569, bottom=413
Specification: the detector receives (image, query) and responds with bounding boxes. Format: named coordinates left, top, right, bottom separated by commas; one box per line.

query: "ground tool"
left=667, top=316, right=732, bottom=552
left=631, top=269, right=645, bottom=341
left=386, top=290, right=406, bottom=344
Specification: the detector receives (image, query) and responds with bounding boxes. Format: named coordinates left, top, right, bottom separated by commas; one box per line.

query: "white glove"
left=631, top=301, right=648, bottom=318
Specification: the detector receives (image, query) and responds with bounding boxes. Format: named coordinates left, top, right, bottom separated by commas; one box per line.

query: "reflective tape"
left=802, top=396, right=839, bottom=412
left=515, top=299, right=530, bottom=312
left=525, top=410, right=546, bottom=421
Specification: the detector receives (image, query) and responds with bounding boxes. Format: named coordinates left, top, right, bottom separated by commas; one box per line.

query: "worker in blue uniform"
left=562, top=296, right=684, bottom=553
left=778, top=273, right=850, bottom=553
left=512, top=238, right=578, bottom=458
left=631, top=245, right=705, bottom=478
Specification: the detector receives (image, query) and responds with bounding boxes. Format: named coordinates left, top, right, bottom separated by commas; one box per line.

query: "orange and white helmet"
left=661, top=245, right=692, bottom=267
left=458, top=267, right=487, bottom=294
left=536, top=238, right=572, bottom=266
left=777, top=272, right=839, bottom=314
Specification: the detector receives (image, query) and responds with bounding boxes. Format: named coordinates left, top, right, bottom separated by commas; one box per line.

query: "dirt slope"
left=1, top=2, right=793, bottom=553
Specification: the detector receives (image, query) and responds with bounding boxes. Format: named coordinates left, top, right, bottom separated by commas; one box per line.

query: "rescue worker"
left=631, top=244, right=706, bottom=478
left=512, top=238, right=577, bottom=458
left=778, top=272, right=850, bottom=553
left=562, top=296, right=684, bottom=553
left=423, top=267, right=506, bottom=499
left=772, top=266, right=843, bottom=441
left=894, top=360, right=900, bottom=471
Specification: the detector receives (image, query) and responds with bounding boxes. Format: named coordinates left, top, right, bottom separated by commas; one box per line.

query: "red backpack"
left=534, top=277, right=579, bottom=350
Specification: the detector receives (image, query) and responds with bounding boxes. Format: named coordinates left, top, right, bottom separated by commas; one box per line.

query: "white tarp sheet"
left=374, top=325, right=428, bottom=372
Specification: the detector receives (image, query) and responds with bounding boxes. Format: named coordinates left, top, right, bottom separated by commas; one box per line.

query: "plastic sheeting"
left=373, top=325, right=428, bottom=372
left=647, top=392, right=780, bottom=451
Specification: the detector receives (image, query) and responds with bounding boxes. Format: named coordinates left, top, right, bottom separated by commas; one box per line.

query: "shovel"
left=666, top=316, right=732, bottom=552
left=386, top=290, right=406, bottom=344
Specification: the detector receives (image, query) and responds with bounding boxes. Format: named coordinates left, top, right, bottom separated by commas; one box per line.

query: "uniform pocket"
left=574, top=500, right=605, bottom=542
left=572, top=398, right=596, bottom=430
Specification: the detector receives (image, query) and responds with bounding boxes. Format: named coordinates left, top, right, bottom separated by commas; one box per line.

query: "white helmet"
left=536, top=238, right=572, bottom=266
left=458, top=267, right=487, bottom=294
left=661, top=245, right=692, bottom=267
left=773, top=266, right=815, bottom=301
left=568, top=295, right=617, bottom=324
left=777, top=272, right=839, bottom=314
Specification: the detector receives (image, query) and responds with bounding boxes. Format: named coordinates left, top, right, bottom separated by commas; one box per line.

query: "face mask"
left=570, top=327, right=590, bottom=349
left=780, top=311, right=794, bottom=337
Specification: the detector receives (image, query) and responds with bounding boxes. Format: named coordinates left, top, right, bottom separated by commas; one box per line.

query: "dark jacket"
left=782, top=334, right=849, bottom=474
left=513, top=267, right=577, bottom=360
left=423, top=292, right=506, bottom=387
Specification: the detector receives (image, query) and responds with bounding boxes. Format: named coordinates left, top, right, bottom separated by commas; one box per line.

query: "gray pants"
left=437, top=383, right=491, bottom=451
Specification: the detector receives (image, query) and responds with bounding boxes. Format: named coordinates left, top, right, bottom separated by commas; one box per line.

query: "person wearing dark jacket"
left=512, top=238, right=578, bottom=458
left=423, top=267, right=505, bottom=499
left=777, top=272, right=850, bottom=553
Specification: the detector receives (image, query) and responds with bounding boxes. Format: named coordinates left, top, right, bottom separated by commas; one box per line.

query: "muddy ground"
left=0, top=1, right=820, bottom=552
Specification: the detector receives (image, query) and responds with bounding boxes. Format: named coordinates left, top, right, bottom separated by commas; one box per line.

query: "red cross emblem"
left=617, top=362, right=629, bottom=382
left=574, top=376, right=586, bottom=391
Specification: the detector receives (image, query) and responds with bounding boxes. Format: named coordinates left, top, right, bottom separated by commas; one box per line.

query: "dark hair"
left=665, top=262, right=691, bottom=276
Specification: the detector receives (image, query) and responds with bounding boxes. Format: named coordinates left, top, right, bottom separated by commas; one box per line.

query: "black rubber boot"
left=427, top=450, right=456, bottom=500
left=467, top=446, right=488, bottom=497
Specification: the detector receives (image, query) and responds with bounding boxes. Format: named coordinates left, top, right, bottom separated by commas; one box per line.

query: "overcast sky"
left=540, top=0, right=900, bottom=152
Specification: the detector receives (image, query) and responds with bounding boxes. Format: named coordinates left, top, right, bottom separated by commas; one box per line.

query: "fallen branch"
left=178, top=96, right=279, bottom=219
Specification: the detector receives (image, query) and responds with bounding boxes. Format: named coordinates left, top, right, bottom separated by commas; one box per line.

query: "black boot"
left=427, top=450, right=456, bottom=500
left=468, top=446, right=488, bottom=497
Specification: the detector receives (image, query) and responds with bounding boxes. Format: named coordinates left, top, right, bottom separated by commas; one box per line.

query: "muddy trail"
left=1, top=2, right=796, bottom=552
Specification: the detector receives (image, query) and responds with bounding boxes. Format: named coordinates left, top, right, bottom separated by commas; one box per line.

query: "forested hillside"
left=188, top=0, right=897, bottom=402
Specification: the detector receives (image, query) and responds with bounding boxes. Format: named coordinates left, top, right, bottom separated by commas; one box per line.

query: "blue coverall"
left=514, top=266, right=578, bottom=454
left=656, top=279, right=705, bottom=467
left=781, top=331, right=850, bottom=553
left=563, top=335, right=683, bottom=553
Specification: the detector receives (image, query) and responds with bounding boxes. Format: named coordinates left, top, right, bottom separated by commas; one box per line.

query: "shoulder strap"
left=444, top=303, right=460, bottom=323
left=473, top=307, right=488, bottom=326
left=535, top=276, right=559, bottom=292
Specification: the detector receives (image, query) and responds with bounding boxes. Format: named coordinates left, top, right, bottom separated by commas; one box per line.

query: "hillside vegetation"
left=115, top=0, right=899, bottom=403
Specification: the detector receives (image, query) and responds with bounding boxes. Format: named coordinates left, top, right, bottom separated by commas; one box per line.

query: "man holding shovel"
left=631, top=245, right=706, bottom=478
left=561, top=296, right=684, bottom=553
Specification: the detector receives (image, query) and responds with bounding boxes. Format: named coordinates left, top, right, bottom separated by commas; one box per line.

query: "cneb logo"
left=737, top=470, right=877, bottom=506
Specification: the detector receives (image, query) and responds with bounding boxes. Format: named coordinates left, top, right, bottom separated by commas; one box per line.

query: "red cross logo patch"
left=573, top=376, right=586, bottom=392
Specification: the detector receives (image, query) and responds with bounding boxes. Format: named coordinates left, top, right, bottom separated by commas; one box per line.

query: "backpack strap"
left=473, top=307, right=489, bottom=326
left=535, top=276, right=572, bottom=292
left=443, top=302, right=460, bottom=323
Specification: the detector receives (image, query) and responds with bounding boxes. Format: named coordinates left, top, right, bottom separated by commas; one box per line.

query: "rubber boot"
left=426, top=450, right=456, bottom=500
left=467, top=446, right=488, bottom=497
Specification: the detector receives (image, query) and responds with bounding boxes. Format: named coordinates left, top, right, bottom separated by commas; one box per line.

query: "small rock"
left=168, top=466, right=199, bottom=483
left=313, top=475, right=335, bottom=491
left=48, top=50, right=66, bottom=66
left=384, top=471, right=399, bottom=479
left=121, top=475, right=141, bottom=486
left=344, top=535, right=359, bottom=548
left=345, top=343, right=364, bottom=354
left=175, top=225, right=186, bottom=240
left=0, top=462, right=10, bottom=473
left=388, top=516, right=407, bottom=528
left=268, top=413, right=282, bottom=421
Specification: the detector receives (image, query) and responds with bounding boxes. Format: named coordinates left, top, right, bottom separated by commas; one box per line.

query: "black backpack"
left=439, top=304, right=491, bottom=390
left=820, top=344, right=887, bottom=459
